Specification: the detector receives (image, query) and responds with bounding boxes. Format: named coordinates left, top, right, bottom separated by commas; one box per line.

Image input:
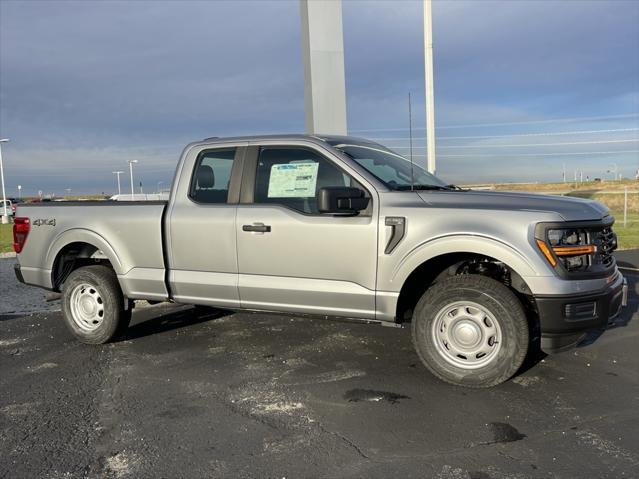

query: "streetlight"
left=157, top=181, right=164, bottom=194
left=128, top=160, right=138, bottom=200
left=112, top=171, right=124, bottom=196
left=423, top=0, right=436, bottom=174
left=607, top=163, right=618, bottom=181
left=0, top=139, right=9, bottom=224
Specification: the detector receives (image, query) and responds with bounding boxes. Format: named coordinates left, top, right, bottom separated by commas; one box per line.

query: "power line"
left=403, top=150, right=639, bottom=158
left=372, top=127, right=639, bottom=141
left=390, top=139, right=639, bottom=149
left=349, top=113, right=639, bottom=133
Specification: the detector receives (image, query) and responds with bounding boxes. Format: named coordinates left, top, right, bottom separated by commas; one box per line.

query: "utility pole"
left=128, top=160, right=138, bottom=200
left=562, top=163, right=566, bottom=183
left=424, top=0, right=436, bottom=174
left=0, top=139, right=9, bottom=224
left=112, top=171, right=124, bottom=196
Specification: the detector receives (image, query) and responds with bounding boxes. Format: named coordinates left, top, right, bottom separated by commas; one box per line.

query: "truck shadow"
left=121, top=306, right=233, bottom=341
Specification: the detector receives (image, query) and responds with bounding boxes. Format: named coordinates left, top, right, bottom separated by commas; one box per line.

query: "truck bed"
left=16, top=201, right=169, bottom=301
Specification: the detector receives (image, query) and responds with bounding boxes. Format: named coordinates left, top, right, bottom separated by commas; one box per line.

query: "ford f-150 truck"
left=13, top=135, right=627, bottom=387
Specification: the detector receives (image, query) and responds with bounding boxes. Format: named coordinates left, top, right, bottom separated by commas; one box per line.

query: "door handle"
left=242, top=223, right=271, bottom=233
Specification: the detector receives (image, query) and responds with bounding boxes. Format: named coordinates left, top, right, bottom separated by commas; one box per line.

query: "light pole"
left=0, top=139, right=9, bottom=223
left=17, top=185, right=22, bottom=200
left=128, top=160, right=138, bottom=200
left=157, top=181, right=163, bottom=194
left=112, top=170, right=123, bottom=196
left=423, top=0, right=436, bottom=174
left=607, top=163, right=618, bottom=181
left=65, top=188, right=72, bottom=197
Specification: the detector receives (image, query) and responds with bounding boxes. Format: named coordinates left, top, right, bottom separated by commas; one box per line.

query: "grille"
left=593, top=226, right=616, bottom=267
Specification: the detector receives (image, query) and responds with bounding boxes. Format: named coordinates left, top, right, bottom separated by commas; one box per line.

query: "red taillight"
left=13, top=217, right=30, bottom=254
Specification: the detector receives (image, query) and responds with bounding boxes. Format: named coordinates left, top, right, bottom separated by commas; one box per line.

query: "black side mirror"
left=318, top=187, right=369, bottom=215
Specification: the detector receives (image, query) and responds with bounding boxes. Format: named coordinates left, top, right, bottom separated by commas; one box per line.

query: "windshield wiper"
left=394, top=184, right=452, bottom=191
left=446, top=184, right=470, bottom=191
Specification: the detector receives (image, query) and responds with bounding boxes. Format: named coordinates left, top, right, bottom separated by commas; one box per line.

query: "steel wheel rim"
left=69, top=282, right=105, bottom=331
left=431, top=300, right=502, bottom=369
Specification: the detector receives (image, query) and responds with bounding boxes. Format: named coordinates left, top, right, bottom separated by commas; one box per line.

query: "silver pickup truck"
left=13, top=135, right=627, bottom=387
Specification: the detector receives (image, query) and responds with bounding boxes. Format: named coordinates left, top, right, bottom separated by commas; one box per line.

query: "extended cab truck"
left=13, top=135, right=628, bottom=387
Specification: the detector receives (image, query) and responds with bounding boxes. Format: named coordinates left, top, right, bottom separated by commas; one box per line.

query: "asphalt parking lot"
left=1, top=255, right=638, bottom=478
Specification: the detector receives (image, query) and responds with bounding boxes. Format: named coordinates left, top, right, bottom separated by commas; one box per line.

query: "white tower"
left=300, top=0, right=348, bottom=135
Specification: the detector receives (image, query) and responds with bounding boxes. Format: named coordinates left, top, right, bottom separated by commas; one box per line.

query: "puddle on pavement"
left=488, top=422, right=526, bottom=443
left=344, top=388, right=409, bottom=404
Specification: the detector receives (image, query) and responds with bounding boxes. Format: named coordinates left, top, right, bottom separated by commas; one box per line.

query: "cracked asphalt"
left=1, top=255, right=638, bottom=478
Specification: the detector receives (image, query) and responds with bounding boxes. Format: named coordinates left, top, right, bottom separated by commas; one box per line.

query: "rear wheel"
left=411, top=274, right=529, bottom=388
left=62, top=265, right=131, bottom=344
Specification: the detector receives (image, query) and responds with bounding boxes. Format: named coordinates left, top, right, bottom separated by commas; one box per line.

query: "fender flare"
left=46, top=228, right=124, bottom=278
left=390, top=234, right=539, bottom=289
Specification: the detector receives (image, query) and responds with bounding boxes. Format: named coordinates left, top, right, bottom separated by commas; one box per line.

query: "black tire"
left=411, top=274, right=529, bottom=388
left=61, top=265, right=131, bottom=344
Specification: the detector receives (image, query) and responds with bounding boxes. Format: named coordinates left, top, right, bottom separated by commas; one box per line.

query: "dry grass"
left=572, top=192, right=639, bottom=212
left=490, top=178, right=639, bottom=193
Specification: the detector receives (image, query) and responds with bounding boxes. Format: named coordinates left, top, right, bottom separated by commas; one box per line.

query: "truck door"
left=167, top=144, right=246, bottom=308
left=236, top=143, right=378, bottom=318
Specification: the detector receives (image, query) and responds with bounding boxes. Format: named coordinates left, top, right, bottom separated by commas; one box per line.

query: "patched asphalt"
left=1, top=256, right=638, bottom=478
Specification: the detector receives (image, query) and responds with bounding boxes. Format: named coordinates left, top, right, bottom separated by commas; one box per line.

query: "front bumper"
left=535, top=272, right=627, bottom=353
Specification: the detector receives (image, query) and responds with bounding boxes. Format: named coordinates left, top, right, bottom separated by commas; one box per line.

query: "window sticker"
left=267, top=162, right=319, bottom=198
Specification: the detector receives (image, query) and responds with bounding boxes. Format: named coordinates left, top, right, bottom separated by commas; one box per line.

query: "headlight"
left=537, top=228, right=595, bottom=272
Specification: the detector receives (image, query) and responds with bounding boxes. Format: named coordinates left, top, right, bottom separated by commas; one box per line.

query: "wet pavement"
left=0, top=258, right=59, bottom=315
left=1, top=256, right=638, bottom=478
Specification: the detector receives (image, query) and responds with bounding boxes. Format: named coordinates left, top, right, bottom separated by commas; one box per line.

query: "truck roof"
left=197, top=133, right=380, bottom=146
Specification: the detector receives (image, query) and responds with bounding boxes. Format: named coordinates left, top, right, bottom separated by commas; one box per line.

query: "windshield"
left=333, top=144, right=449, bottom=191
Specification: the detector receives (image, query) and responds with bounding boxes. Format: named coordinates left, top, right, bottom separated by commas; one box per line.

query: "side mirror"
left=318, top=187, right=369, bottom=215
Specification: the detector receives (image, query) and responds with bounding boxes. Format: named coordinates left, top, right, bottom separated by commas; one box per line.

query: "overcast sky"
left=1, top=0, right=638, bottom=195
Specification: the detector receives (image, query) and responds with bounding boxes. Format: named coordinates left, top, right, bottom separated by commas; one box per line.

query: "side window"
left=190, top=148, right=236, bottom=204
left=254, top=147, right=353, bottom=214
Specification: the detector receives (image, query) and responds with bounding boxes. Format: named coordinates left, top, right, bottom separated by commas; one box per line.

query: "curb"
left=0, top=252, right=16, bottom=259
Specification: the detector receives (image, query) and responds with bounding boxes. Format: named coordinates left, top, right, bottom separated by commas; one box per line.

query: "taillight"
left=13, top=217, right=30, bottom=254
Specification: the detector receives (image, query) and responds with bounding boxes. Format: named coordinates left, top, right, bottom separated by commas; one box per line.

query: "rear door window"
left=190, top=148, right=236, bottom=204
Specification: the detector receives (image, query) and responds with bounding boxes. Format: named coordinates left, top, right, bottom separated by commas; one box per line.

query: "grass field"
left=0, top=223, right=12, bottom=254
left=611, top=212, right=638, bottom=250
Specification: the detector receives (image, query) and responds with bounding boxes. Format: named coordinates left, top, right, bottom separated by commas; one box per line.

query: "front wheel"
left=61, top=265, right=131, bottom=344
left=411, top=275, right=529, bottom=388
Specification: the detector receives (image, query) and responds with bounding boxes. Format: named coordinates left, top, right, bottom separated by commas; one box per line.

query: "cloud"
left=0, top=0, right=637, bottom=192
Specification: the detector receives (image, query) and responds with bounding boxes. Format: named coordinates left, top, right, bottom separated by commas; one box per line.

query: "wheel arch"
left=48, top=230, right=123, bottom=291
left=393, top=236, right=537, bottom=323
left=391, top=235, right=537, bottom=287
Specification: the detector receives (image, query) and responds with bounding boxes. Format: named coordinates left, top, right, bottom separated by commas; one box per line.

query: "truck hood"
left=417, top=190, right=610, bottom=222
